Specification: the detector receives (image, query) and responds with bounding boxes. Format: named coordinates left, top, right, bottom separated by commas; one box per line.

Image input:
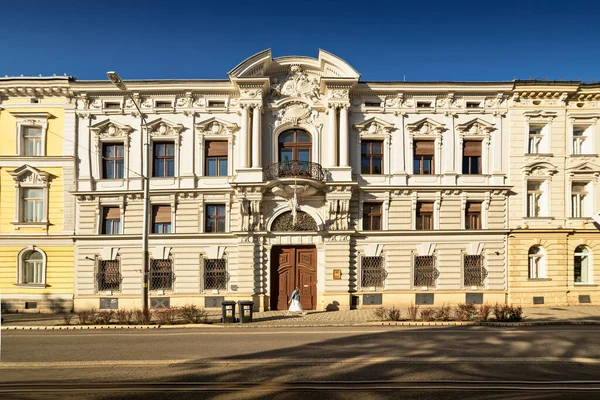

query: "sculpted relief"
left=270, top=65, right=321, bottom=102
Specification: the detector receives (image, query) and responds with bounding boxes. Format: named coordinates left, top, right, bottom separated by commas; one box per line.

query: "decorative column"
left=328, top=105, right=338, bottom=167
left=251, top=105, right=262, bottom=168
left=240, top=105, right=249, bottom=168
left=339, top=104, right=349, bottom=167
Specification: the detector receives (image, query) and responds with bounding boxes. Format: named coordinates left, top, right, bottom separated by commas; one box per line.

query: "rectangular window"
left=413, top=140, right=435, bottom=175
left=362, top=202, right=382, bottom=231
left=205, top=141, right=228, bottom=176
left=102, top=143, right=125, bottom=179
left=153, top=142, right=175, bottom=177
left=417, top=101, right=432, bottom=108
left=208, top=100, right=225, bottom=108
left=104, top=101, right=121, bottom=109
left=462, top=141, right=482, bottom=174
left=414, top=255, right=436, bottom=287
left=573, top=126, right=587, bottom=155
left=361, top=256, right=386, bottom=288
left=23, top=127, right=42, bottom=156
left=206, top=204, right=226, bottom=233
left=465, top=202, right=482, bottom=229
left=96, top=259, right=121, bottom=291
left=527, top=181, right=542, bottom=217
left=361, top=141, right=383, bottom=175
left=464, top=255, right=486, bottom=286
left=204, top=258, right=227, bottom=290
left=416, top=202, right=434, bottom=230
left=152, top=205, right=171, bottom=233
left=466, top=101, right=481, bottom=108
left=102, top=207, right=121, bottom=234
left=149, top=259, right=174, bottom=290
left=528, top=125, right=544, bottom=154
left=23, top=256, right=43, bottom=284
left=571, top=182, right=588, bottom=218
left=23, top=188, right=44, bottom=222
left=155, top=101, right=172, bottom=108
left=364, top=102, right=381, bottom=107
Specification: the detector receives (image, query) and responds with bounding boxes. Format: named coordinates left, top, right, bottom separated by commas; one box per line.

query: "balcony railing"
left=264, top=161, right=325, bottom=182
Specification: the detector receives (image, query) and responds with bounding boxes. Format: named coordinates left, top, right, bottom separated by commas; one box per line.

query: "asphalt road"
left=1, top=326, right=600, bottom=399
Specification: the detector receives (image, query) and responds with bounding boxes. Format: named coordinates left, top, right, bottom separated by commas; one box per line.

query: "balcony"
left=263, top=161, right=326, bottom=182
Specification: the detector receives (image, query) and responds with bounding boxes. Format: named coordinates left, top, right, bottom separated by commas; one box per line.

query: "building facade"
left=0, top=76, right=76, bottom=312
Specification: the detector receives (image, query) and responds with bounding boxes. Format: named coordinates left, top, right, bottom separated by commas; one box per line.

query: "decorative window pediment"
left=406, top=118, right=445, bottom=136
left=9, top=111, right=52, bottom=156
left=523, top=161, right=558, bottom=177
left=8, top=164, right=50, bottom=186
left=456, top=118, right=495, bottom=137
left=523, top=110, right=558, bottom=121
left=353, top=117, right=394, bottom=137
left=146, top=118, right=184, bottom=138
left=90, top=119, right=133, bottom=141
left=8, top=165, right=51, bottom=228
left=567, top=162, right=600, bottom=179
left=195, top=117, right=238, bottom=136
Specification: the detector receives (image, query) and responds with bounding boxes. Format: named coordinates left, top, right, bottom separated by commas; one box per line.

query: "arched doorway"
left=278, top=129, right=311, bottom=162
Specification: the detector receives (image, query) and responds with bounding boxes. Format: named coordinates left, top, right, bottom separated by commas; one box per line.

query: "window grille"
left=204, top=258, right=228, bottom=290
left=414, top=255, right=438, bottom=287
left=463, top=255, right=487, bottom=286
left=361, top=256, right=387, bottom=288
left=96, top=259, right=121, bottom=291
left=150, top=259, right=174, bottom=290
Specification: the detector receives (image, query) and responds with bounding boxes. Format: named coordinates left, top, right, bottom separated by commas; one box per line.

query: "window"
left=527, top=181, right=543, bottom=217
left=205, top=141, right=228, bottom=176
left=149, top=259, right=174, bottom=290
left=528, top=246, right=545, bottom=279
left=23, top=127, right=43, bottom=156
left=466, top=101, right=481, bottom=108
left=96, top=259, right=121, bottom=291
left=204, top=258, right=227, bottom=290
left=360, top=256, right=386, bottom=288
left=102, top=143, right=124, bottom=179
left=206, top=204, right=226, bottom=233
left=102, top=207, right=121, bottom=234
left=413, top=140, right=434, bottom=174
left=573, top=127, right=586, bottom=155
left=465, top=202, right=482, bottom=229
left=464, top=254, right=486, bottom=286
left=528, top=124, right=544, bottom=154
left=208, top=100, right=225, bottom=108
left=20, top=250, right=45, bottom=285
left=362, top=203, right=382, bottom=231
left=364, top=102, right=381, bottom=107
left=416, top=202, right=434, bottom=230
left=462, top=141, right=482, bottom=174
left=22, top=188, right=44, bottom=222
left=361, top=141, right=383, bottom=175
left=571, top=182, right=589, bottom=218
left=104, top=101, right=121, bottom=109
left=574, top=246, right=590, bottom=283
left=153, top=142, right=175, bottom=177
left=414, top=255, right=437, bottom=287
left=155, top=100, right=172, bottom=108
left=278, top=129, right=311, bottom=163
left=417, top=101, right=432, bottom=108
left=152, top=205, right=171, bottom=233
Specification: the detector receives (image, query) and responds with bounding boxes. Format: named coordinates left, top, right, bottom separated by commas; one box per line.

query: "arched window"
left=528, top=246, right=545, bottom=279
left=574, top=245, right=590, bottom=283
left=18, top=248, right=46, bottom=285
left=278, top=130, right=311, bottom=163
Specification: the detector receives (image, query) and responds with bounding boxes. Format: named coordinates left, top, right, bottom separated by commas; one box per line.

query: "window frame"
left=360, top=255, right=386, bottom=289
left=152, top=205, right=172, bottom=234
left=16, top=247, right=47, bottom=287
left=101, top=206, right=122, bottom=235
left=362, top=202, right=383, bottom=231
left=462, top=141, right=482, bottom=175
left=152, top=141, right=176, bottom=177
left=360, top=140, right=383, bottom=175
left=413, top=140, right=435, bottom=175
left=528, top=246, right=546, bottom=279
left=101, top=142, right=125, bottom=180
left=465, top=202, right=482, bottom=230
left=413, top=254, right=438, bottom=288
left=202, top=257, right=228, bottom=291
left=10, top=111, right=50, bottom=157
left=205, top=204, right=227, bottom=233
left=416, top=202, right=434, bottom=230
left=574, top=245, right=591, bottom=284
left=149, top=258, right=174, bottom=291
left=96, top=258, right=122, bottom=293
left=204, top=140, right=229, bottom=177
left=9, top=166, right=50, bottom=229
left=526, top=180, right=545, bottom=217
left=278, top=129, right=312, bottom=163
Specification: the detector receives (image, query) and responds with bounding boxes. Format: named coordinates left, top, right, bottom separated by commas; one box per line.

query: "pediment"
left=406, top=118, right=445, bottom=135
left=195, top=117, right=238, bottom=135
left=523, top=110, right=558, bottom=120
left=354, top=117, right=394, bottom=135
left=456, top=118, right=495, bottom=135
left=89, top=119, right=132, bottom=138
left=523, top=161, right=558, bottom=176
left=8, top=165, right=50, bottom=185
left=146, top=118, right=184, bottom=137
left=566, top=162, right=600, bottom=174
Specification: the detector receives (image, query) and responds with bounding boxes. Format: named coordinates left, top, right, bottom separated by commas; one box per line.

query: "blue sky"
left=2, top=0, right=599, bottom=82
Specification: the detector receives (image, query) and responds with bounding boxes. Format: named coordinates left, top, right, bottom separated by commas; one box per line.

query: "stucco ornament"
left=270, top=65, right=321, bottom=101
left=273, top=101, right=312, bottom=127
left=330, top=89, right=349, bottom=100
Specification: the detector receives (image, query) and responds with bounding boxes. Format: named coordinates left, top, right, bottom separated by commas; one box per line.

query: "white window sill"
left=11, top=222, right=49, bottom=230
left=14, top=283, right=47, bottom=288
left=524, top=153, right=554, bottom=157
left=528, top=278, right=552, bottom=281
left=523, top=217, right=555, bottom=220
left=570, top=154, right=598, bottom=157
left=574, top=283, right=597, bottom=287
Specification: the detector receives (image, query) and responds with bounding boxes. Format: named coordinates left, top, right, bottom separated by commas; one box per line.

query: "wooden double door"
left=271, top=246, right=317, bottom=310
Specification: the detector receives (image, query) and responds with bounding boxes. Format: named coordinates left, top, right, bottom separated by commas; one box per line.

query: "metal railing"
left=204, top=259, right=229, bottom=290
left=96, top=260, right=122, bottom=291
left=264, top=160, right=325, bottom=181
left=414, top=256, right=439, bottom=287
left=149, top=259, right=174, bottom=291
left=464, top=255, right=488, bottom=287
left=361, top=256, right=387, bottom=288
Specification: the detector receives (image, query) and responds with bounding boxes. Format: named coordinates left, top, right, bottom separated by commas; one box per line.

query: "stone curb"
left=2, top=320, right=600, bottom=330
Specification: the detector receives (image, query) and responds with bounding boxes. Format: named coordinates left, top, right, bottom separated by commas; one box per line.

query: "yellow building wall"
left=0, top=246, right=74, bottom=294
left=0, top=107, right=65, bottom=157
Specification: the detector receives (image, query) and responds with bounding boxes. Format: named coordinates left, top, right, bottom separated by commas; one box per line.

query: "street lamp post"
left=107, top=71, right=150, bottom=318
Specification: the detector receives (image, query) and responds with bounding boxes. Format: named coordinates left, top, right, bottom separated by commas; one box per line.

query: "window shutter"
left=153, top=205, right=171, bottom=223
left=414, top=141, right=435, bottom=155
left=463, top=141, right=482, bottom=156
left=103, top=207, right=120, bottom=220
left=466, top=202, right=481, bottom=213
left=418, top=202, right=434, bottom=213
left=206, top=141, right=228, bottom=157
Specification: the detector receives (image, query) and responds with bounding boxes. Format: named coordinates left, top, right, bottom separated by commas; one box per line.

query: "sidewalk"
left=2, top=305, right=600, bottom=329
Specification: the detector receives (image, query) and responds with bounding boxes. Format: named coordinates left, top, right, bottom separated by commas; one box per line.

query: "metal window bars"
left=204, top=258, right=229, bottom=290
left=96, top=260, right=122, bottom=291
left=149, top=259, right=174, bottom=291
left=463, top=255, right=488, bottom=287
left=361, top=256, right=387, bottom=288
left=414, top=255, right=439, bottom=287
left=263, top=161, right=325, bottom=181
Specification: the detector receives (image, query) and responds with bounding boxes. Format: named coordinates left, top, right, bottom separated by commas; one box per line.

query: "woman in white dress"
left=288, top=286, right=306, bottom=315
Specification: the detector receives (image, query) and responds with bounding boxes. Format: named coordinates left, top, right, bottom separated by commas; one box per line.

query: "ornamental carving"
left=8, top=165, right=50, bottom=186
left=146, top=119, right=184, bottom=137
left=90, top=120, right=133, bottom=140
left=456, top=119, right=494, bottom=136
left=90, top=99, right=102, bottom=109
left=193, top=97, right=206, bottom=107
left=195, top=117, right=238, bottom=135
left=354, top=117, right=394, bottom=136
left=385, top=97, right=398, bottom=108
left=176, top=97, right=190, bottom=107
left=271, top=211, right=318, bottom=232
left=523, top=162, right=558, bottom=177
left=270, top=65, right=321, bottom=101
left=330, top=89, right=349, bottom=100
left=406, top=118, right=445, bottom=135
left=273, top=101, right=313, bottom=127
left=241, top=89, right=262, bottom=99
